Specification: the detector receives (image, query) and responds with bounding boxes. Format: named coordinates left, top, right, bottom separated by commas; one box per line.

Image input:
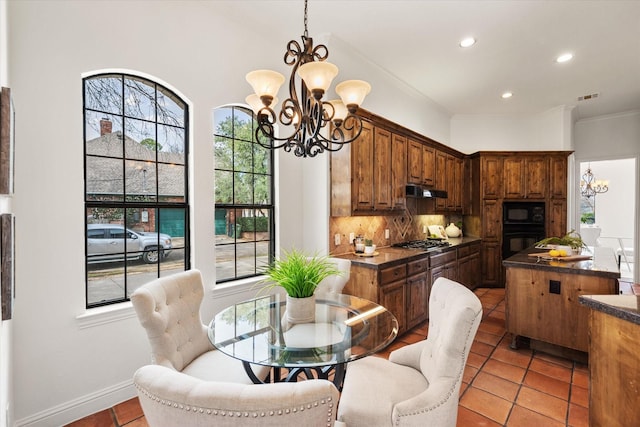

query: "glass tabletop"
left=208, top=293, right=398, bottom=369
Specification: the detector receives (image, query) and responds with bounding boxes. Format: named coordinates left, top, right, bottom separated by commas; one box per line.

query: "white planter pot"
left=286, top=294, right=316, bottom=324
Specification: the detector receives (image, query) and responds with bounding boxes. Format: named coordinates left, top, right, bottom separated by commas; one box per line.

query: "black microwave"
left=503, top=201, right=545, bottom=225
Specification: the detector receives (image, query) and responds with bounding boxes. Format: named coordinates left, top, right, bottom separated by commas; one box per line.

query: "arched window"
left=214, top=105, right=274, bottom=282
left=83, top=73, right=189, bottom=308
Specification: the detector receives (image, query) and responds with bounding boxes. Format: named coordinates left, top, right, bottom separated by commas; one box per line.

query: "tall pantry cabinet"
left=468, top=151, right=571, bottom=287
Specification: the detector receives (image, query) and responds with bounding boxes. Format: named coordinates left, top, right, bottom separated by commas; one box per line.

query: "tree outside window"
left=214, top=106, right=274, bottom=282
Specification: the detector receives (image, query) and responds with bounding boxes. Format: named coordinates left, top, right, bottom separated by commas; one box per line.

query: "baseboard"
left=14, top=379, right=135, bottom=427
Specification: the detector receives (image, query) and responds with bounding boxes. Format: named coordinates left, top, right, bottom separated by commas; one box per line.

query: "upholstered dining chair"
left=336, top=277, right=483, bottom=427
left=313, top=257, right=351, bottom=296
left=130, top=269, right=269, bottom=384
left=134, top=364, right=340, bottom=427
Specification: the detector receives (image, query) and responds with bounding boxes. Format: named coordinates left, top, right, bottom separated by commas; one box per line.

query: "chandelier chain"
left=303, top=0, right=309, bottom=38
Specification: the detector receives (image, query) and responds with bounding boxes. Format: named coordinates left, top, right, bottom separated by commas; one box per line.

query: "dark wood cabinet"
left=430, top=250, right=457, bottom=283
left=481, top=156, right=503, bottom=199
left=549, top=155, right=568, bottom=199
left=504, top=157, right=548, bottom=199
left=380, top=279, right=406, bottom=334
left=481, top=241, right=502, bottom=287
left=373, top=127, right=392, bottom=210
left=548, top=199, right=567, bottom=238
left=458, top=242, right=481, bottom=290
left=422, top=145, right=435, bottom=186
left=351, top=121, right=375, bottom=213
left=391, top=133, right=407, bottom=208
left=406, top=256, right=430, bottom=329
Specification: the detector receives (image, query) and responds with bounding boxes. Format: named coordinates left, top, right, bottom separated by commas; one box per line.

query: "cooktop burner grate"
left=392, top=239, right=451, bottom=250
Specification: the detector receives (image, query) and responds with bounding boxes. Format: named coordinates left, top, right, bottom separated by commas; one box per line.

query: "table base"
left=243, top=362, right=347, bottom=391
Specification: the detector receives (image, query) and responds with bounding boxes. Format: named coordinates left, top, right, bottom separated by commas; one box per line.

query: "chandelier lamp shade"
left=245, top=0, right=371, bottom=158
left=580, top=167, right=609, bottom=199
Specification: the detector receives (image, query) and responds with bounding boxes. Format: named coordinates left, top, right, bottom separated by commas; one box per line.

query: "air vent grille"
left=578, top=93, right=599, bottom=101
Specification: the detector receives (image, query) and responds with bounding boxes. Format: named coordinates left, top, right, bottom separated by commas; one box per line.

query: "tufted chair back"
left=419, top=277, right=483, bottom=393
left=314, top=257, right=351, bottom=296
left=131, top=269, right=214, bottom=372
left=134, top=364, right=339, bottom=427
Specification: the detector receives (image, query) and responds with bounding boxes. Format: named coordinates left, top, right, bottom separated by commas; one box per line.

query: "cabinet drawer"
left=458, top=243, right=480, bottom=258
left=380, top=264, right=407, bottom=285
left=407, top=256, right=429, bottom=276
left=430, top=250, right=457, bottom=267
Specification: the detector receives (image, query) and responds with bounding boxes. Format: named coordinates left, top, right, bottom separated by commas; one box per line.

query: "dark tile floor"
left=65, top=287, right=589, bottom=427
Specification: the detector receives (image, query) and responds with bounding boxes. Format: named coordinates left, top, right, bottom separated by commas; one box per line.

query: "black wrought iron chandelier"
left=245, top=0, right=371, bottom=158
left=580, top=167, right=609, bottom=199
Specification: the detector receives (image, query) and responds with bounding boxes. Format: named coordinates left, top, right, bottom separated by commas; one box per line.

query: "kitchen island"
left=579, top=293, right=640, bottom=427
left=337, top=236, right=481, bottom=335
left=502, top=246, right=620, bottom=354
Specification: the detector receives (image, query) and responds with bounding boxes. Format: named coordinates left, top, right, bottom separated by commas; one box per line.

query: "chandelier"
left=580, top=167, right=609, bottom=199
left=245, top=0, right=371, bottom=158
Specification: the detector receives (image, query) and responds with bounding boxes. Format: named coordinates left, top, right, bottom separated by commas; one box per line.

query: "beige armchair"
left=337, top=277, right=483, bottom=427
left=130, top=269, right=268, bottom=384
left=314, top=257, right=351, bottom=296
left=134, top=364, right=339, bottom=427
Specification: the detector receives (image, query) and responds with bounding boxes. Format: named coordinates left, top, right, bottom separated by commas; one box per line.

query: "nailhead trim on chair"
left=135, top=383, right=335, bottom=424
left=393, top=310, right=481, bottom=426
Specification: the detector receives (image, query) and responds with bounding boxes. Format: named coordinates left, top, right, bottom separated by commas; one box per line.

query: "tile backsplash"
left=329, top=213, right=456, bottom=255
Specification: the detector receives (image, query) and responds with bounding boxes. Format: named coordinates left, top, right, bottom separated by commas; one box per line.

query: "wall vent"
left=578, top=93, right=599, bottom=101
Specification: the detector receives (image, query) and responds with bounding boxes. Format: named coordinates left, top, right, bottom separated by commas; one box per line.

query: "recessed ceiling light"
left=459, top=37, right=476, bottom=48
left=502, top=92, right=513, bottom=99
left=556, top=53, right=574, bottom=63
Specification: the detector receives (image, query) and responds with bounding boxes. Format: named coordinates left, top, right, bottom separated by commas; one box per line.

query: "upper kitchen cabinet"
left=391, top=134, right=408, bottom=208
left=407, top=139, right=435, bottom=186
left=549, top=155, right=568, bottom=199
left=331, top=110, right=466, bottom=216
left=503, top=156, right=548, bottom=199
left=481, top=155, right=504, bottom=199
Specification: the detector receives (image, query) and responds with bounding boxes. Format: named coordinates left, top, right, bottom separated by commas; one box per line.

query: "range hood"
left=406, top=184, right=448, bottom=199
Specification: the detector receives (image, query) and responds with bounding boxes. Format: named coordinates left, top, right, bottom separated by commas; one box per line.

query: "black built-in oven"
left=502, top=201, right=546, bottom=259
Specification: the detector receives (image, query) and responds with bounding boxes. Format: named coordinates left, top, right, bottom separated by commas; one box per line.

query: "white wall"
left=0, top=1, right=14, bottom=425
left=450, top=105, right=575, bottom=153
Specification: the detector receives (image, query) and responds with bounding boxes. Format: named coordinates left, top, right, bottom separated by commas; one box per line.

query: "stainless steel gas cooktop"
left=392, top=239, right=451, bottom=250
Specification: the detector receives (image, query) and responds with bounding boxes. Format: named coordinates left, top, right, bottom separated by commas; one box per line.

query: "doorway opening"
left=579, top=158, right=636, bottom=281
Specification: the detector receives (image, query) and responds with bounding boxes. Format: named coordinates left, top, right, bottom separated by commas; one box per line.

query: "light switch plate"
left=334, top=234, right=341, bottom=246
left=349, top=232, right=355, bottom=243
left=385, top=229, right=390, bottom=239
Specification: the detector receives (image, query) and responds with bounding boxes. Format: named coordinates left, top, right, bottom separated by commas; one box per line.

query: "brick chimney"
left=100, top=118, right=112, bottom=136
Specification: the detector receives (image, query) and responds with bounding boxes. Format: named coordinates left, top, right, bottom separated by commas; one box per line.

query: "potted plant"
left=364, top=239, right=376, bottom=254
left=259, top=249, right=342, bottom=323
left=535, top=230, right=587, bottom=254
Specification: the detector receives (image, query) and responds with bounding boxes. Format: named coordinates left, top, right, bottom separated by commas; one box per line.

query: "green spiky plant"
left=259, top=249, right=343, bottom=298
left=535, top=229, right=587, bottom=251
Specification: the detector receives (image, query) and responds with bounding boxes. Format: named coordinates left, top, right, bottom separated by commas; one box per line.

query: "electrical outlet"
left=549, top=280, right=561, bottom=294
left=349, top=232, right=355, bottom=244
left=334, top=234, right=341, bottom=246
left=422, top=225, right=427, bottom=234
left=385, top=229, right=390, bottom=239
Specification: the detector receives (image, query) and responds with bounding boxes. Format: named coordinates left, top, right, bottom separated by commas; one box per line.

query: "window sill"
left=76, top=301, right=137, bottom=330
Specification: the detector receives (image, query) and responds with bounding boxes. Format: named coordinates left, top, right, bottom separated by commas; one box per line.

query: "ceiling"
left=223, top=0, right=640, bottom=121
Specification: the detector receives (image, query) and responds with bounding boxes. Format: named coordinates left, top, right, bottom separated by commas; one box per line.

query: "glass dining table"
left=208, top=292, right=398, bottom=390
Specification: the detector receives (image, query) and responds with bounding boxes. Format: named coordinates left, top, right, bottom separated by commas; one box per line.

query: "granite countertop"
left=502, top=245, right=620, bottom=279
left=579, top=294, right=640, bottom=325
left=335, top=236, right=482, bottom=269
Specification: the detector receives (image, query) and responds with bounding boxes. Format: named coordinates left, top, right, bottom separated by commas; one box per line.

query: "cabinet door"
left=422, top=145, right=435, bottom=186
left=373, top=127, right=392, bottom=210
left=435, top=150, right=447, bottom=211
left=525, top=157, right=548, bottom=199
left=380, top=280, right=406, bottom=334
left=482, top=199, right=502, bottom=240
left=455, top=157, right=464, bottom=211
left=352, top=121, right=374, bottom=211
left=406, top=272, right=429, bottom=328
left=391, top=133, right=407, bottom=208
left=446, top=154, right=456, bottom=211
left=504, top=158, right=525, bottom=198
left=481, top=242, right=502, bottom=287
left=407, top=139, right=423, bottom=184
left=481, top=156, right=503, bottom=199
left=549, top=156, right=568, bottom=199
left=548, top=199, right=567, bottom=238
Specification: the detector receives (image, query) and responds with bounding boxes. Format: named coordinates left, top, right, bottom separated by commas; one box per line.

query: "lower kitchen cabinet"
left=430, top=250, right=457, bottom=283
left=457, top=242, right=481, bottom=289
left=406, top=256, right=430, bottom=329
